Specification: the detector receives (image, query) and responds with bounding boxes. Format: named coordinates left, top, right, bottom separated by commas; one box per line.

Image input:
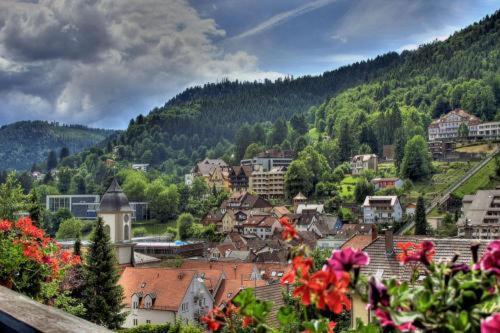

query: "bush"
left=56, top=217, right=82, bottom=240
left=133, top=227, right=148, bottom=237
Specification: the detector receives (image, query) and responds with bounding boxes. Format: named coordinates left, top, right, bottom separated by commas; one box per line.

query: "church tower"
left=97, top=179, right=135, bottom=266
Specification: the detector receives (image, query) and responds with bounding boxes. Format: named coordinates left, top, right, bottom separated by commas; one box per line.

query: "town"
left=0, top=3, right=499, bottom=333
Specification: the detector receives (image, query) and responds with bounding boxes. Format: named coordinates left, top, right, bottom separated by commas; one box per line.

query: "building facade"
left=351, top=154, right=378, bottom=175
left=428, top=109, right=481, bottom=141
left=457, top=190, right=500, bottom=239
left=362, top=196, right=403, bottom=224
left=241, top=150, right=293, bottom=172
left=248, top=165, right=286, bottom=199
left=228, top=165, right=253, bottom=192
left=370, top=178, right=403, bottom=190
left=46, top=195, right=100, bottom=219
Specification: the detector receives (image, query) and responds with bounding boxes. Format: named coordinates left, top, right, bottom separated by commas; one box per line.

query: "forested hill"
left=0, top=121, right=115, bottom=170
left=109, top=11, right=498, bottom=175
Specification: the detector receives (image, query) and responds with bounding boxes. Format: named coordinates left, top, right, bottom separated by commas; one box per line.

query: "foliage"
left=414, top=195, right=428, bottom=235
left=119, top=321, right=203, bottom=333
left=82, top=218, right=125, bottom=329
left=400, top=135, right=433, bottom=181
left=56, top=218, right=83, bottom=240
left=354, top=178, right=375, bottom=204
left=0, top=172, right=30, bottom=220
left=285, top=160, right=314, bottom=197
left=176, top=212, right=195, bottom=240
left=0, top=217, right=81, bottom=309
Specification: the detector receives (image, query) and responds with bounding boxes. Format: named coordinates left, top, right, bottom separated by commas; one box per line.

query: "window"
left=181, top=303, right=189, bottom=311
left=133, top=319, right=138, bottom=326
left=124, top=224, right=130, bottom=241
left=146, top=320, right=151, bottom=324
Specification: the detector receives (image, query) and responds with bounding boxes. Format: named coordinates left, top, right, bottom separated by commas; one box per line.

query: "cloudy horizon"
left=0, top=0, right=497, bottom=129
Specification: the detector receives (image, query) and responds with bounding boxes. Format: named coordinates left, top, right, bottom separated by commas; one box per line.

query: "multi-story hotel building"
left=249, top=165, right=287, bottom=199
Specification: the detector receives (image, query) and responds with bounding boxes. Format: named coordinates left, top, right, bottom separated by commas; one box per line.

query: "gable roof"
left=252, top=285, right=290, bottom=328
left=194, top=158, right=228, bottom=176
left=118, top=267, right=196, bottom=311
left=361, top=236, right=490, bottom=281
left=363, top=196, right=399, bottom=208
left=341, top=235, right=374, bottom=250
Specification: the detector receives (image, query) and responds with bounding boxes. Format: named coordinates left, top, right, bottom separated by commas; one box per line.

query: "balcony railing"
left=0, top=286, right=111, bottom=333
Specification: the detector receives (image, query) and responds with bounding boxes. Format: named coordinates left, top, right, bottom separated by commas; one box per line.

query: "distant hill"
left=0, top=121, right=115, bottom=170
left=108, top=11, right=499, bottom=175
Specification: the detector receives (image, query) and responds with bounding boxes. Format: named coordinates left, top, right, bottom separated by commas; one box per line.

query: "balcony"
left=0, top=286, right=111, bottom=333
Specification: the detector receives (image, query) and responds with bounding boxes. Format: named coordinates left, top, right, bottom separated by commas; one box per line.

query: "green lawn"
left=132, top=219, right=176, bottom=237
left=339, top=175, right=358, bottom=201
left=453, top=158, right=499, bottom=198
left=378, top=162, right=397, bottom=177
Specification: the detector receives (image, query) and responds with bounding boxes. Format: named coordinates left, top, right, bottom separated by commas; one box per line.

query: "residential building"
left=201, top=210, right=224, bottom=230
left=119, top=268, right=213, bottom=327
left=296, top=204, right=324, bottom=214
left=428, top=109, right=480, bottom=141
left=351, top=154, right=378, bottom=175
left=132, top=163, right=149, bottom=172
left=457, top=190, right=500, bottom=239
left=351, top=231, right=489, bottom=327
left=362, top=196, right=403, bottom=224
left=271, top=206, right=291, bottom=218
left=221, top=210, right=248, bottom=233
left=477, top=121, right=500, bottom=139
left=371, top=177, right=403, bottom=190
left=249, top=165, right=287, bottom=199
left=242, top=215, right=281, bottom=239
left=405, top=203, right=417, bottom=217
left=228, top=165, right=253, bottom=192
left=221, top=192, right=273, bottom=213
left=31, top=171, right=45, bottom=181
left=241, top=149, right=294, bottom=172
left=185, top=158, right=229, bottom=190
left=46, top=195, right=100, bottom=220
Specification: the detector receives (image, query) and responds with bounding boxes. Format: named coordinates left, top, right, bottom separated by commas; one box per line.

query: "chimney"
left=371, top=224, right=378, bottom=241
left=384, top=228, right=394, bottom=256
left=178, top=272, right=185, bottom=280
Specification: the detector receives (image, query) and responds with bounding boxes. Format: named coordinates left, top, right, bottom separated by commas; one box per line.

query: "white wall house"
left=120, top=268, right=214, bottom=328
left=362, top=196, right=403, bottom=224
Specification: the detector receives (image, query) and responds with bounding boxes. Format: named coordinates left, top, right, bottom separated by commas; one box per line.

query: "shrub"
left=133, top=226, right=148, bottom=237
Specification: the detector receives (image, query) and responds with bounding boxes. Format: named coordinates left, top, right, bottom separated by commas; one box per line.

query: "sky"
left=0, top=0, right=497, bottom=129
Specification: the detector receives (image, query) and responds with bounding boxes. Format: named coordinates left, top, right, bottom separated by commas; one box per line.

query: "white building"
left=132, top=164, right=150, bottom=172
left=457, top=190, right=500, bottom=239
left=428, top=109, right=481, bottom=141
left=242, top=215, right=281, bottom=239
left=119, top=267, right=214, bottom=327
left=362, top=196, right=403, bottom=224
left=248, top=165, right=287, bottom=199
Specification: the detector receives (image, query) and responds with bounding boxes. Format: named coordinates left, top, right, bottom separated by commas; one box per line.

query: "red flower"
left=23, top=244, right=43, bottom=263
left=481, top=313, right=500, bottom=333
left=242, top=316, right=253, bottom=327
left=201, top=315, right=221, bottom=332
left=397, top=241, right=435, bottom=266
left=324, top=247, right=370, bottom=273
left=480, top=241, right=500, bottom=277
left=281, top=256, right=313, bottom=285
left=327, top=321, right=336, bottom=333
left=0, top=220, right=12, bottom=232
left=279, top=217, right=299, bottom=241
left=16, top=217, right=45, bottom=239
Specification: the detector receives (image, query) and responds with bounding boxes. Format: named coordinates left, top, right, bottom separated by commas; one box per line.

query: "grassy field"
left=455, top=143, right=497, bottom=154
left=132, top=220, right=176, bottom=236
left=406, top=161, right=478, bottom=203
left=453, top=158, right=499, bottom=198
left=339, top=175, right=358, bottom=201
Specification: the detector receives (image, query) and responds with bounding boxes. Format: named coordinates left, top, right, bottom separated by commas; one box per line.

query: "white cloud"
left=0, top=0, right=284, bottom=128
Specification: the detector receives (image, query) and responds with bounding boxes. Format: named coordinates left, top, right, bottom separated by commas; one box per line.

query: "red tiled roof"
left=118, top=267, right=195, bottom=311
left=341, top=235, right=374, bottom=250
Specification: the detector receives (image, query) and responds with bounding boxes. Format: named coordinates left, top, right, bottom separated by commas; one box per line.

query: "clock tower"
left=97, top=179, right=135, bottom=266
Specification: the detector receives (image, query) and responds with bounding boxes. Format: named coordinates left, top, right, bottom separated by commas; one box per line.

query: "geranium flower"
left=368, top=277, right=390, bottom=309
left=279, top=217, right=299, bottom=241
left=16, top=217, right=45, bottom=239
left=480, top=241, right=500, bottom=277
left=481, top=313, right=500, bottom=333
left=324, top=247, right=370, bottom=273
left=0, top=220, right=12, bottom=232
left=242, top=316, right=253, bottom=327
left=281, top=256, right=313, bottom=284
left=396, top=241, right=435, bottom=266
left=201, top=314, right=221, bottom=332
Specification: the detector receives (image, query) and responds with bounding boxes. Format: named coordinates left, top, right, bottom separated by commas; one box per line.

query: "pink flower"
left=368, top=277, right=390, bottom=309
left=481, top=313, right=500, bottom=333
left=324, top=247, right=370, bottom=273
left=480, top=241, right=500, bottom=277
left=374, top=309, right=416, bottom=332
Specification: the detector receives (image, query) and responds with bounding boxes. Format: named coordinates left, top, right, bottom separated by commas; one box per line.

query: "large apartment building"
left=457, top=189, right=500, bottom=239
left=248, top=165, right=286, bottom=199
left=241, top=149, right=293, bottom=172
left=428, top=109, right=500, bottom=142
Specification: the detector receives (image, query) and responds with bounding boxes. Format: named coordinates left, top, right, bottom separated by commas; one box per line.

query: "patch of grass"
left=378, top=163, right=397, bottom=177
left=131, top=221, right=175, bottom=236
left=453, top=158, right=499, bottom=197
left=455, top=143, right=497, bottom=154
left=339, top=175, right=358, bottom=201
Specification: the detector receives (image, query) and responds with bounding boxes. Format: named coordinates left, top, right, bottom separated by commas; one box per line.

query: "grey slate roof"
left=98, top=179, right=133, bottom=213
left=361, top=236, right=490, bottom=281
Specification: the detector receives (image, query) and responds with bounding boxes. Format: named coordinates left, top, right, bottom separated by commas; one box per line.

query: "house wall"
left=123, top=308, right=176, bottom=328
left=177, top=277, right=214, bottom=324
left=351, top=294, right=370, bottom=328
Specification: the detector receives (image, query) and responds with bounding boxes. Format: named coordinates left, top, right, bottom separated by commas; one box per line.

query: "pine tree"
left=60, top=147, right=70, bottom=161
left=394, top=129, right=406, bottom=172
left=46, top=150, right=58, bottom=171
left=338, top=120, right=352, bottom=162
left=74, top=236, right=81, bottom=257
left=82, top=218, right=125, bottom=329
left=415, top=195, right=427, bottom=235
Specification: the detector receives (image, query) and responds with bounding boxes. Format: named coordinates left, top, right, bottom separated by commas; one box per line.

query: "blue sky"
left=0, top=0, right=497, bottom=129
